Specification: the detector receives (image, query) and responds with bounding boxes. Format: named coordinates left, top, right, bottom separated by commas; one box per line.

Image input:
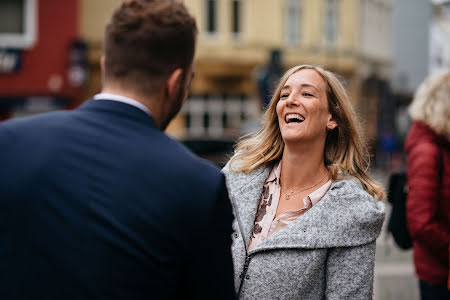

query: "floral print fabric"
left=248, top=161, right=332, bottom=251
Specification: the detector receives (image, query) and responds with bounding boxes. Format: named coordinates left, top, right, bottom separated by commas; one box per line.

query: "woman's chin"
left=282, top=134, right=305, bottom=144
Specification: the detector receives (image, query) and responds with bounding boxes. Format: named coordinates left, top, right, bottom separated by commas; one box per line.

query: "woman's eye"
left=280, top=94, right=289, bottom=99
left=302, top=92, right=313, bottom=97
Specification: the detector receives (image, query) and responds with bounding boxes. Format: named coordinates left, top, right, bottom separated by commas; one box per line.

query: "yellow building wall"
left=185, top=0, right=363, bottom=71
left=303, top=0, right=322, bottom=47
left=79, top=0, right=124, bottom=100
left=80, top=0, right=383, bottom=91
left=79, top=0, right=390, bottom=137
left=340, top=0, right=359, bottom=51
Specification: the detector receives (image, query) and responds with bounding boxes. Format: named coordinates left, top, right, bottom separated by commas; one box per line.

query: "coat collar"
left=222, top=162, right=272, bottom=249
left=78, top=99, right=158, bottom=129
left=223, top=162, right=385, bottom=252
left=405, top=121, right=450, bottom=153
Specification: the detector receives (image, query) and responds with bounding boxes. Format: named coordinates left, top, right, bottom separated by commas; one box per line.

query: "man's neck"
left=101, top=87, right=162, bottom=127
left=101, top=87, right=148, bottom=106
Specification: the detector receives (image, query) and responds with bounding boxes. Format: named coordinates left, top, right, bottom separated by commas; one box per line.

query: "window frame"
left=205, top=0, right=218, bottom=36
left=0, top=0, right=37, bottom=49
left=231, top=0, right=243, bottom=39
left=284, top=0, right=302, bottom=46
left=324, top=0, right=338, bottom=47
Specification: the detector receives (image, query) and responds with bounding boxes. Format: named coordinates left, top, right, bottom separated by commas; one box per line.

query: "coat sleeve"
left=406, top=142, right=450, bottom=264
left=325, top=241, right=376, bottom=300
left=185, top=174, right=236, bottom=300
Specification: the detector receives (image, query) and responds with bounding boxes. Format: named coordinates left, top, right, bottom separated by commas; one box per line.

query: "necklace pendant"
left=289, top=188, right=293, bottom=194
left=285, top=195, right=290, bottom=200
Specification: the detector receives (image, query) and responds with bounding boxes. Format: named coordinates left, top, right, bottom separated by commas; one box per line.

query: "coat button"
left=234, top=233, right=239, bottom=238
left=245, top=275, right=250, bottom=280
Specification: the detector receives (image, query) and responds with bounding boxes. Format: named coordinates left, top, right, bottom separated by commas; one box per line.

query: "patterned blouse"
left=248, top=161, right=332, bottom=251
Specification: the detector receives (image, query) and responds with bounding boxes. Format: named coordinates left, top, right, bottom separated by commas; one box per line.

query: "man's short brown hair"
left=103, top=0, right=197, bottom=92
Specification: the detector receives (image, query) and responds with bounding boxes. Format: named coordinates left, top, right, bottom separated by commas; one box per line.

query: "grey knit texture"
left=222, top=162, right=386, bottom=300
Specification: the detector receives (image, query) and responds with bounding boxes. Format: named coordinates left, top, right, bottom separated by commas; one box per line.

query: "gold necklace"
left=282, top=173, right=328, bottom=200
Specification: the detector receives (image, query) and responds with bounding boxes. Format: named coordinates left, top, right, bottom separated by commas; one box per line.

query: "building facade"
left=0, top=0, right=85, bottom=120
left=183, top=0, right=393, bottom=141
left=1, top=1, right=393, bottom=144
left=392, top=0, right=431, bottom=95
left=429, top=0, right=450, bottom=75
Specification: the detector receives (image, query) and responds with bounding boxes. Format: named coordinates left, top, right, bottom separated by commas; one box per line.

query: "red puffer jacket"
left=405, top=121, right=450, bottom=286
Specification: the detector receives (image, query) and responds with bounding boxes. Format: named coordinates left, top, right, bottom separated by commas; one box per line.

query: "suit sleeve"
left=325, top=242, right=376, bottom=300
left=0, top=125, right=18, bottom=196
left=187, top=174, right=236, bottom=299
left=406, top=142, right=450, bottom=264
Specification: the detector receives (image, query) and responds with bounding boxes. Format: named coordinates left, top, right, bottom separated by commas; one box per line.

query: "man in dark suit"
left=0, top=1, right=235, bottom=299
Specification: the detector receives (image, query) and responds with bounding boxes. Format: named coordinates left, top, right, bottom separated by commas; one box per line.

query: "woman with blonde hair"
left=222, top=64, right=385, bottom=299
left=405, top=71, right=450, bottom=300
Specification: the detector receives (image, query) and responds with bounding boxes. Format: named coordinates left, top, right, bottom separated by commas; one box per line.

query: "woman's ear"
left=327, top=117, right=338, bottom=131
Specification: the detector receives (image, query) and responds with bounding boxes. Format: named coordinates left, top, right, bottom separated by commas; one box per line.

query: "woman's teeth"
left=285, top=114, right=305, bottom=123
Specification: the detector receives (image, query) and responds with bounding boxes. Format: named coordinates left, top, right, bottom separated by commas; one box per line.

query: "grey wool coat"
left=222, top=162, right=386, bottom=300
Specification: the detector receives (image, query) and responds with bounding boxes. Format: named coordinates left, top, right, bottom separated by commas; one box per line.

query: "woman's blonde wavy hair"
left=409, top=71, right=450, bottom=140
left=230, top=64, right=384, bottom=200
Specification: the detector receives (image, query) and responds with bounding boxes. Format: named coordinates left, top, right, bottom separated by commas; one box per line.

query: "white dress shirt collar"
left=93, top=93, right=151, bottom=116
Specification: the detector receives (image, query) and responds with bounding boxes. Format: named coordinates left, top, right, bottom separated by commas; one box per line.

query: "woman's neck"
left=280, top=143, right=329, bottom=190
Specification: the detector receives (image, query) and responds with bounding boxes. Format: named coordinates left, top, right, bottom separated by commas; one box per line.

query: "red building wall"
left=0, top=0, right=80, bottom=99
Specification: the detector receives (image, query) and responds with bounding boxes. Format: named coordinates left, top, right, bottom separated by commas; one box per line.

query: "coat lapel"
left=222, top=163, right=272, bottom=248
left=251, top=179, right=385, bottom=251
left=251, top=192, right=331, bottom=251
left=223, top=163, right=386, bottom=253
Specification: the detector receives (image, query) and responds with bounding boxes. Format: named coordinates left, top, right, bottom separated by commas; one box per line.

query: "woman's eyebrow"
left=281, top=85, right=291, bottom=92
left=300, top=83, right=319, bottom=92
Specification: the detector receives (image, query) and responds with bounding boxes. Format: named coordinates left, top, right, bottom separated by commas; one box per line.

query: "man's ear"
left=165, top=68, right=184, bottom=99
left=100, top=56, right=106, bottom=83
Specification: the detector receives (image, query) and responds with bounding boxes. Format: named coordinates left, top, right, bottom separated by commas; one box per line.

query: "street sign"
left=0, top=49, right=22, bottom=74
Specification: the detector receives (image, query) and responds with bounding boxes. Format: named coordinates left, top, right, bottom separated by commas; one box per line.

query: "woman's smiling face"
left=276, top=68, right=336, bottom=144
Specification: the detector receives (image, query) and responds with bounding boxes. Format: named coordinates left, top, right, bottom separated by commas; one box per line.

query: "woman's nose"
left=286, top=95, right=298, bottom=107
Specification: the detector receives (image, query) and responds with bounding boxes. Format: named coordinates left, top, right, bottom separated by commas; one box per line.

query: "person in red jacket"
left=405, top=71, right=450, bottom=300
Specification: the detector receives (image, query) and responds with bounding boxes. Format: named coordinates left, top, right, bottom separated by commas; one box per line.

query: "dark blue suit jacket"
left=0, top=99, right=235, bottom=299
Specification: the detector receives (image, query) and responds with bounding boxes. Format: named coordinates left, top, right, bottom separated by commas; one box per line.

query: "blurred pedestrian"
left=380, top=126, right=398, bottom=171
left=405, top=71, right=450, bottom=300
left=222, top=65, right=385, bottom=299
left=255, top=49, right=283, bottom=109
left=0, top=0, right=235, bottom=299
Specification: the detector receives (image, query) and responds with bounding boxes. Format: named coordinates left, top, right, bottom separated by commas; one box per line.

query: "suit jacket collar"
left=222, top=162, right=385, bottom=252
left=93, top=93, right=152, bottom=116
left=78, top=99, right=158, bottom=129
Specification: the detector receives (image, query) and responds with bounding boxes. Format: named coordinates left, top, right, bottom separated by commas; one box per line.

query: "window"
left=206, top=0, right=217, bottom=34
left=285, top=0, right=301, bottom=45
left=231, top=0, right=242, bottom=36
left=0, top=0, right=37, bottom=49
left=324, top=0, right=338, bottom=46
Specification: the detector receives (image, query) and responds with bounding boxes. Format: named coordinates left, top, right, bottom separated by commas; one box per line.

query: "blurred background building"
left=0, top=0, right=394, bottom=142
left=0, top=0, right=87, bottom=120
left=430, top=0, right=450, bottom=73
left=0, top=1, right=449, bottom=298
left=182, top=0, right=393, bottom=145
